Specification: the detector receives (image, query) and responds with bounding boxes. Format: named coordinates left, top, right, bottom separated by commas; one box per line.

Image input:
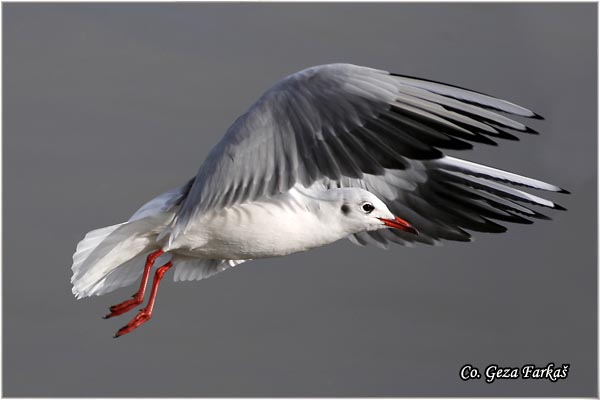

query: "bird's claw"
left=114, top=310, right=152, bottom=337
left=103, top=297, right=143, bottom=319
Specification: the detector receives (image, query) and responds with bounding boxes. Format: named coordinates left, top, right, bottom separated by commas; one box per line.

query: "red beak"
left=378, top=216, right=418, bottom=235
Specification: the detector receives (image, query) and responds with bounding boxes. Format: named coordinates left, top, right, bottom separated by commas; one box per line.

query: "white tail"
left=71, top=182, right=192, bottom=299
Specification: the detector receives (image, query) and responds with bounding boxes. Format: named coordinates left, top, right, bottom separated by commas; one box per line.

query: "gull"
left=71, top=63, right=568, bottom=337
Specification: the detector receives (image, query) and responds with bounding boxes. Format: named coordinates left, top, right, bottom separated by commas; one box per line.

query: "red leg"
left=114, top=261, right=173, bottom=338
left=103, top=249, right=164, bottom=319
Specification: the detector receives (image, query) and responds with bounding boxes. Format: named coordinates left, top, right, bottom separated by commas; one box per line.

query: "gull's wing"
left=326, top=157, right=567, bottom=247
left=172, top=63, right=565, bottom=240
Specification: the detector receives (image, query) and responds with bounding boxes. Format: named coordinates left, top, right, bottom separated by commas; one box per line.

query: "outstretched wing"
left=172, top=63, right=565, bottom=241
left=328, top=157, right=567, bottom=247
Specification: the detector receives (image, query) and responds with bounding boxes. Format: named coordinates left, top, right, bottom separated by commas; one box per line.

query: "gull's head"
left=325, top=188, right=418, bottom=236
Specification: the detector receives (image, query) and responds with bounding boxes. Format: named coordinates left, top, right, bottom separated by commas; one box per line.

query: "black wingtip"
left=532, top=211, right=552, bottom=221
left=531, top=113, right=545, bottom=120
left=558, top=188, right=571, bottom=194
left=524, top=126, right=539, bottom=134
left=553, top=203, right=567, bottom=211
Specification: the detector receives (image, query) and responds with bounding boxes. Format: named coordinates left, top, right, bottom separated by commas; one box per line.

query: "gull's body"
left=71, top=63, right=567, bottom=337
left=167, top=185, right=373, bottom=259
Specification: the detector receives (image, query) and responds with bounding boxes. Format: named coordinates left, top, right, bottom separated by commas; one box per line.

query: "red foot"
left=103, top=249, right=164, bottom=319
left=113, top=261, right=173, bottom=338
left=114, top=310, right=152, bottom=337
left=104, top=297, right=143, bottom=319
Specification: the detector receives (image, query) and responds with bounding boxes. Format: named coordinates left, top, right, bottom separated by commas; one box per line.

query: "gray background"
left=3, top=3, right=597, bottom=397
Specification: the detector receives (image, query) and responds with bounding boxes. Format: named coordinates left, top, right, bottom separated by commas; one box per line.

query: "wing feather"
left=171, top=63, right=566, bottom=243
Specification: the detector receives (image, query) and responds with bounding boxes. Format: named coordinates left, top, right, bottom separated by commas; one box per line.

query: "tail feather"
left=71, top=182, right=192, bottom=299
left=85, top=251, right=173, bottom=297
left=71, top=219, right=159, bottom=299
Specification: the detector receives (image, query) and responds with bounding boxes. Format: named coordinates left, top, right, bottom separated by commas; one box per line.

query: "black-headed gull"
left=71, top=63, right=567, bottom=337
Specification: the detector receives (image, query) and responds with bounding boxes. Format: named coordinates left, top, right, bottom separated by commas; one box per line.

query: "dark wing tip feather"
left=480, top=218, right=508, bottom=233
left=455, top=234, right=473, bottom=242
left=531, top=113, right=545, bottom=120
left=475, top=124, right=520, bottom=141
left=491, top=127, right=520, bottom=141
left=558, top=188, right=571, bottom=195
left=553, top=203, right=567, bottom=211
left=524, top=126, right=539, bottom=134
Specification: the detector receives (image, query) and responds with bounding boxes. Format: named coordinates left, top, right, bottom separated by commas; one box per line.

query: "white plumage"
left=70, top=63, right=567, bottom=337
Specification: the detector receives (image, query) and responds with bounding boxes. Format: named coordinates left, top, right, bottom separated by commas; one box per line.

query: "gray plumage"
left=169, top=63, right=565, bottom=246
left=71, top=62, right=569, bottom=329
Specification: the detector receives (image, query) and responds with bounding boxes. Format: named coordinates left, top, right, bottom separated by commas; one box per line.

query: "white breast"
left=165, top=187, right=347, bottom=259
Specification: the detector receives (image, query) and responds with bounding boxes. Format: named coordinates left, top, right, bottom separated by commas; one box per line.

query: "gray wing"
left=172, top=63, right=566, bottom=241
left=326, top=157, right=566, bottom=247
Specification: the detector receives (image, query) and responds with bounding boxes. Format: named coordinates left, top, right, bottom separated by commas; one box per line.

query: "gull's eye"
left=362, top=202, right=375, bottom=213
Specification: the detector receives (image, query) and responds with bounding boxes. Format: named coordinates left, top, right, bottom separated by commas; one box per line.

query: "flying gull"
left=70, top=63, right=568, bottom=337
